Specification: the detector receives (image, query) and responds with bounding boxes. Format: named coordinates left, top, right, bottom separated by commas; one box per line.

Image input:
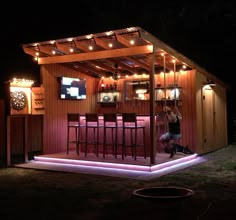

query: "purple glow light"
left=34, top=156, right=151, bottom=171
left=34, top=153, right=198, bottom=173
left=29, top=156, right=203, bottom=179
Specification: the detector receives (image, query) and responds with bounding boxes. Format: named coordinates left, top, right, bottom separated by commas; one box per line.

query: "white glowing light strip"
left=34, top=161, right=148, bottom=174
left=34, top=154, right=198, bottom=173
left=34, top=156, right=151, bottom=171
left=150, top=154, right=198, bottom=172
left=32, top=156, right=203, bottom=177
left=150, top=156, right=204, bottom=174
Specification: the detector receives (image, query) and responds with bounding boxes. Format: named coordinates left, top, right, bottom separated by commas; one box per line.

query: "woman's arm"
left=174, top=106, right=182, bottom=120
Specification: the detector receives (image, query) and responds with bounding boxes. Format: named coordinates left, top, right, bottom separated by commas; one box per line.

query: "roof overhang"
left=22, top=26, right=224, bottom=87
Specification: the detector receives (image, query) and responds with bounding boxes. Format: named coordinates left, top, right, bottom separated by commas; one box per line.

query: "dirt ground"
left=0, top=145, right=236, bottom=220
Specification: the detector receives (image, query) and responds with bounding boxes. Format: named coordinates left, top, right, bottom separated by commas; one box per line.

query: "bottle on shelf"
left=105, top=84, right=109, bottom=91
left=100, top=80, right=105, bottom=91
left=110, top=84, right=113, bottom=90
left=113, top=82, right=117, bottom=91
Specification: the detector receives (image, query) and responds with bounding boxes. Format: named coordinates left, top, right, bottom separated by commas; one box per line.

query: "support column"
left=149, top=45, right=157, bottom=164
left=7, top=115, right=29, bottom=167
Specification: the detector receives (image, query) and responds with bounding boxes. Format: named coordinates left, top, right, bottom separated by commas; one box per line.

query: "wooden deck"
left=38, top=150, right=190, bottom=166
left=14, top=151, right=205, bottom=180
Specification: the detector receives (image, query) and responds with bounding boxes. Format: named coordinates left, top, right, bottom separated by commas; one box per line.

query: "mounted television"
left=60, top=76, right=86, bottom=100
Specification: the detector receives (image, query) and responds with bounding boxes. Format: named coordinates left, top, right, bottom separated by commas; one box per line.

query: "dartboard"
left=10, top=91, right=27, bottom=111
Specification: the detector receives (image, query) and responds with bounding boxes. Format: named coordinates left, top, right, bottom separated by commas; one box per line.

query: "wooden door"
left=202, top=87, right=215, bottom=151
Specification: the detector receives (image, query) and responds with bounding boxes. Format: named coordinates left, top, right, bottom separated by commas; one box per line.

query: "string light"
left=10, top=78, right=34, bottom=87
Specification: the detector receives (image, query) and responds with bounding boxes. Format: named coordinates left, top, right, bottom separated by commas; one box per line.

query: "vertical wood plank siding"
left=42, top=64, right=98, bottom=154
left=0, top=100, right=5, bottom=164
left=195, top=71, right=228, bottom=154
left=42, top=64, right=227, bottom=155
left=6, top=115, right=42, bottom=155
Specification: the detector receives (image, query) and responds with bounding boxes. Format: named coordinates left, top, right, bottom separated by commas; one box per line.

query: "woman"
left=159, top=106, right=182, bottom=158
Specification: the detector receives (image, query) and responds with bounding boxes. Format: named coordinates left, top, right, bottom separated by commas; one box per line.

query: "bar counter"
left=75, top=114, right=163, bottom=158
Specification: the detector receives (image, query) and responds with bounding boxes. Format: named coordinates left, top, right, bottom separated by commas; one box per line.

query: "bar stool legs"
left=67, top=124, right=78, bottom=154
left=122, top=113, right=146, bottom=160
left=103, top=125, right=117, bottom=158
left=85, top=126, right=99, bottom=156
left=103, top=113, right=120, bottom=158
left=85, top=113, right=103, bottom=157
left=67, top=113, right=81, bottom=155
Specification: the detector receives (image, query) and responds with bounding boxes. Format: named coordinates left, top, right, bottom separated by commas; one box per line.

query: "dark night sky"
left=1, top=1, right=235, bottom=108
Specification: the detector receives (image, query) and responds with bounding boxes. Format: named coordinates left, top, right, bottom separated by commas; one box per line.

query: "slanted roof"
left=22, top=26, right=225, bottom=86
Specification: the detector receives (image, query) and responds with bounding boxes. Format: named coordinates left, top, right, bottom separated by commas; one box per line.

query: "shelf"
left=155, top=99, right=182, bottom=102
left=98, top=90, right=120, bottom=93
left=155, top=86, right=181, bottom=89
left=97, top=101, right=120, bottom=104
left=97, top=101, right=120, bottom=108
left=97, top=90, right=121, bottom=103
left=155, top=87, right=182, bottom=101
left=155, top=99, right=182, bottom=106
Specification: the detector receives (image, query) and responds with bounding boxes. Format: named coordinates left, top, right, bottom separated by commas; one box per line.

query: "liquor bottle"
left=100, top=80, right=105, bottom=91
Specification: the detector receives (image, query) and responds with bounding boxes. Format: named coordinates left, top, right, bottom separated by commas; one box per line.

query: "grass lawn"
left=0, top=145, right=236, bottom=220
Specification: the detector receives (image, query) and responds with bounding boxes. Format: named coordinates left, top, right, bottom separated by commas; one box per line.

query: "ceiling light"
left=130, top=40, right=135, bottom=45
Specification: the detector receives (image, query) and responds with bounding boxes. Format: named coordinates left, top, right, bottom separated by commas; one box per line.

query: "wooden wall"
left=41, top=64, right=227, bottom=155
left=196, top=72, right=205, bottom=152
left=214, top=84, right=228, bottom=148
left=97, top=70, right=197, bottom=151
left=177, top=70, right=197, bottom=152
left=1, top=98, right=43, bottom=166
left=41, top=64, right=199, bottom=154
left=195, top=71, right=228, bottom=154
left=0, top=99, right=5, bottom=166
left=41, top=64, right=98, bottom=154
left=1, top=64, right=227, bottom=164
left=7, top=115, right=43, bottom=154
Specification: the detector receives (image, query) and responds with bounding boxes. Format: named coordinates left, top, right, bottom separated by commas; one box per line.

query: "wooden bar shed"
left=18, top=26, right=228, bottom=167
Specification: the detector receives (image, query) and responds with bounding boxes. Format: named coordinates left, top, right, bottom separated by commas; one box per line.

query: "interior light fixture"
left=130, top=39, right=135, bottom=45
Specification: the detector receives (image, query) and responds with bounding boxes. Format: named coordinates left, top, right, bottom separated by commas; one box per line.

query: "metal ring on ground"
left=132, top=186, right=194, bottom=204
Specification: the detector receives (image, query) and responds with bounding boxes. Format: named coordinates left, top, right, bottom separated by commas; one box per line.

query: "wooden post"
left=7, top=115, right=29, bottom=166
left=149, top=45, right=157, bottom=164
left=7, top=116, right=11, bottom=167
left=24, top=115, right=29, bottom=162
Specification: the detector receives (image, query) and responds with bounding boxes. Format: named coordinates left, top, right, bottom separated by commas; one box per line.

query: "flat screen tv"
left=60, top=76, right=86, bottom=100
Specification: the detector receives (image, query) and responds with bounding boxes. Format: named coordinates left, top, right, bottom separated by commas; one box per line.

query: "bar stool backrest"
left=85, top=113, right=99, bottom=123
left=103, top=113, right=117, bottom=123
left=68, top=113, right=80, bottom=122
left=67, top=113, right=81, bottom=155
left=67, top=113, right=81, bottom=127
left=122, top=113, right=136, bottom=123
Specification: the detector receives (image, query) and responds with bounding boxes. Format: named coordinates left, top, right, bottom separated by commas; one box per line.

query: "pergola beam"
left=38, top=45, right=153, bottom=64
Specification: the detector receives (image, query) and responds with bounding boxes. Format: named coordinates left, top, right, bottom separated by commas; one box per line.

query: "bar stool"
left=103, top=113, right=122, bottom=158
left=67, top=113, right=85, bottom=155
left=85, top=113, right=103, bottom=157
left=122, top=113, right=146, bottom=160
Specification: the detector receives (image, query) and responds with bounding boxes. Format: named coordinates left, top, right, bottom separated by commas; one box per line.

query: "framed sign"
left=32, top=87, right=45, bottom=115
